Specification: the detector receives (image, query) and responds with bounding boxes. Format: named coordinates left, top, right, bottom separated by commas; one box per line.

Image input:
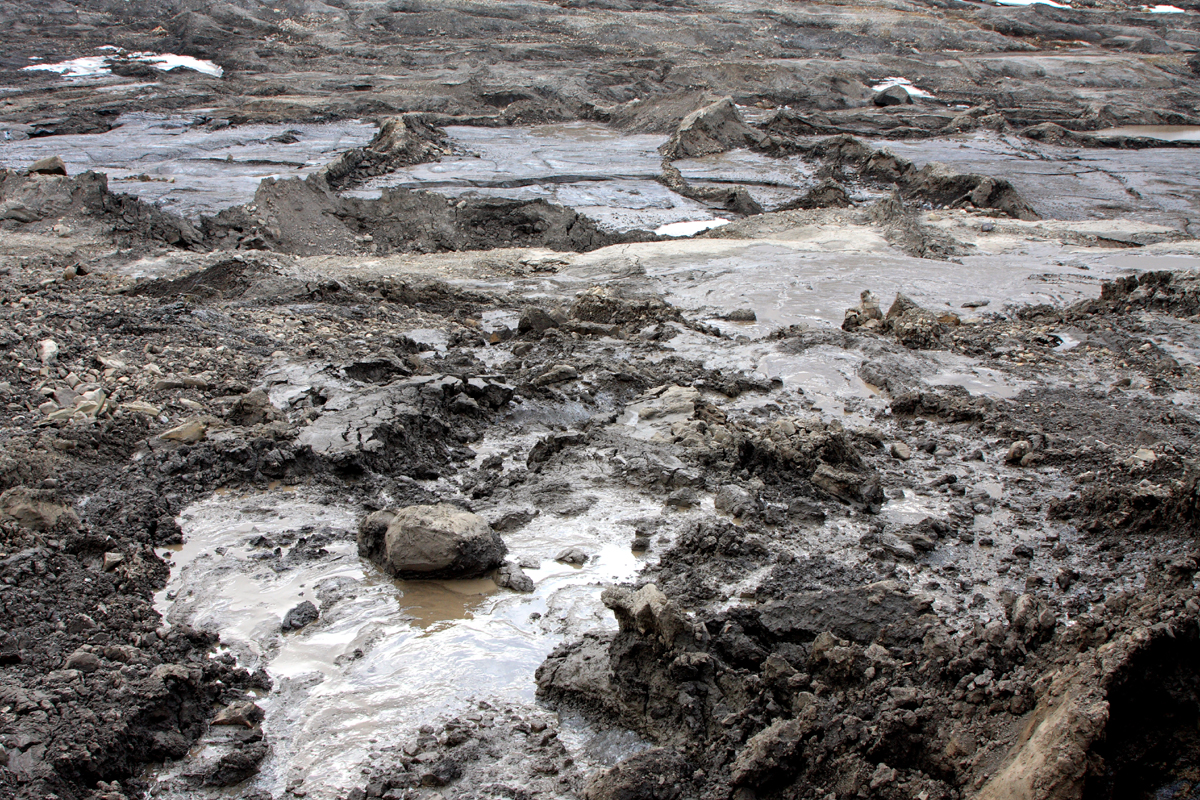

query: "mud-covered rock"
left=363, top=504, right=506, bottom=579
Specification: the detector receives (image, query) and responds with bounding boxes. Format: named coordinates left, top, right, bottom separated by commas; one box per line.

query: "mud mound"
left=216, top=175, right=647, bottom=257
left=1093, top=270, right=1200, bottom=318
left=128, top=258, right=283, bottom=301
left=319, top=113, right=450, bottom=191
left=1, top=167, right=204, bottom=250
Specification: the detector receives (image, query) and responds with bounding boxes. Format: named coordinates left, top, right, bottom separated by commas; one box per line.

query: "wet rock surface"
left=2, top=2, right=1200, bottom=800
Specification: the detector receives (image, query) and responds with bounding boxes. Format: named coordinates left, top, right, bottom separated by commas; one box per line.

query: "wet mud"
left=3, top=3, right=1200, bottom=800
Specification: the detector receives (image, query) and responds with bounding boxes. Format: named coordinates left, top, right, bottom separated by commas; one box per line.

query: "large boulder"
left=358, top=504, right=506, bottom=579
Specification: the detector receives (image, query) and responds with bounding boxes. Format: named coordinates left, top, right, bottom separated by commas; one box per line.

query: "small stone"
left=873, top=84, right=914, bottom=107
left=533, top=364, right=579, bottom=386
left=1005, top=440, right=1031, bottom=465
left=555, top=547, right=589, bottom=565
left=495, top=561, right=534, bottom=593
left=38, top=339, right=59, bottom=365
left=102, top=551, right=124, bottom=571
left=65, top=648, right=101, bottom=672
left=212, top=701, right=265, bottom=728
left=722, top=308, right=757, bottom=322
left=1076, top=471, right=1096, bottom=484
left=890, top=442, right=912, bottom=460
left=282, top=600, right=319, bottom=631
left=159, top=418, right=208, bottom=443
left=517, top=308, right=560, bottom=336
left=29, top=155, right=67, bottom=176
left=665, top=487, right=700, bottom=508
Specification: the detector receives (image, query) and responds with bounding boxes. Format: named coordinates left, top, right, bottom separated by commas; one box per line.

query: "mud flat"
left=3, top=2, right=1200, bottom=800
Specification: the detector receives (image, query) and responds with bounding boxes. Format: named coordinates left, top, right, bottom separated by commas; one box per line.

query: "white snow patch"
left=1145, top=3, right=1185, bottom=10
left=869, top=77, right=936, bottom=99
left=993, top=0, right=1071, bottom=6
left=24, top=56, right=110, bottom=78
left=22, top=48, right=222, bottom=79
left=654, top=219, right=730, bottom=237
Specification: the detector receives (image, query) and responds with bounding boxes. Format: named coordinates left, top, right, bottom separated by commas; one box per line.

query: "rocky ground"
left=2, top=2, right=1200, bottom=800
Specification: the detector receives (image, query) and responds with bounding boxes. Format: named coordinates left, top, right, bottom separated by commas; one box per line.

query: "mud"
left=3, top=2, right=1200, bottom=800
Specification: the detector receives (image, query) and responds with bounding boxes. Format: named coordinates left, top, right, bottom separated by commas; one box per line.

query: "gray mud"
left=3, top=4, right=1200, bottom=800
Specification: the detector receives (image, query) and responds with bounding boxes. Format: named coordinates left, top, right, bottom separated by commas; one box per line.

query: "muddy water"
left=343, top=123, right=722, bottom=232
left=0, top=113, right=373, bottom=216
left=150, top=472, right=679, bottom=798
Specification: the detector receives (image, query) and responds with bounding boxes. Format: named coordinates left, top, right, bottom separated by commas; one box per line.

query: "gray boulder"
left=359, top=504, right=506, bottom=579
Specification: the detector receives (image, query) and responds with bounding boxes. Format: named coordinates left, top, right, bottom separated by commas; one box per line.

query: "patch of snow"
left=869, top=77, right=936, bottom=99
left=654, top=219, right=730, bottom=237
left=24, top=56, right=111, bottom=78
left=22, top=48, right=223, bottom=79
left=1145, top=3, right=1185, bottom=10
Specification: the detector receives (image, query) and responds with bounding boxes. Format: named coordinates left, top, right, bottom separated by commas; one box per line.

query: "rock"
left=810, top=463, right=884, bottom=509
left=884, top=294, right=946, bottom=349
left=38, top=339, right=59, bottom=365
left=722, top=308, right=757, bottom=322
left=102, top=551, right=125, bottom=571
left=873, top=85, right=914, bottom=107
left=533, top=364, right=579, bottom=386
left=0, top=486, right=78, bottom=531
left=64, top=648, right=101, bottom=673
left=29, top=156, right=68, bottom=176
left=890, top=442, right=912, bottom=460
left=714, top=484, right=756, bottom=516
left=878, top=532, right=918, bottom=561
left=282, top=600, right=320, bottom=631
left=496, top=561, right=535, bottom=592
left=1126, top=447, right=1157, bottom=468
left=121, top=400, right=162, bottom=416
left=0, top=630, right=20, bottom=665
left=159, top=418, right=208, bottom=443
left=659, top=97, right=767, bottom=160
left=555, top=547, right=589, bottom=565
left=631, top=385, right=699, bottom=420
left=731, top=718, right=807, bottom=787
left=356, top=509, right=397, bottom=563
left=212, top=702, right=265, bottom=727
left=665, top=487, right=700, bottom=508
left=367, top=504, right=506, bottom=579
left=1006, top=440, right=1032, bottom=465
left=204, top=742, right=268, bottom=787
left=842, top=290, right=884, bottom=331
left=518, top=308, right=560, bottom=336
left=583, top=747, right=690, bottom=800
left=527, top=432, right=585, bottom=466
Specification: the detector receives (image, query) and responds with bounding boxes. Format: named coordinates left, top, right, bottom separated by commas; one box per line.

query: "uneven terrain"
left=2, top=3, right=1200, bottom=800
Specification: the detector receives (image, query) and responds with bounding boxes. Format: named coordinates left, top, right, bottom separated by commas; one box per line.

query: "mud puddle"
left=148, top=471, right=678, bottom=799
left=0, top=113, right=373, bottom=216
left=342, top=123, right=723, bottom=232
